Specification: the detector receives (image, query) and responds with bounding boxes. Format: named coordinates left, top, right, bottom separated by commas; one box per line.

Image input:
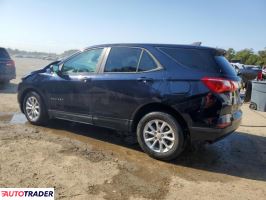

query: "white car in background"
left=230, top=62, right=245, bottom=74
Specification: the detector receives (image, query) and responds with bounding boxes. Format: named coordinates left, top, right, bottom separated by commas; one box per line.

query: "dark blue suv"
left=0, top=47, right=16, bottom=83
left=18, top=44, right=242, bottom=160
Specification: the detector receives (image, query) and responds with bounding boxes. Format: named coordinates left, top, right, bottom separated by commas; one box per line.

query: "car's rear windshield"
left=159, top=47, right=237, bottom=76
left=0, top=48, right=10, bottom=59
left=215, top=56, right=237, bottom=76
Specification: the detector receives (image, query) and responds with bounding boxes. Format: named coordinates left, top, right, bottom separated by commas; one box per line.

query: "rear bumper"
left=0, top=74, right=16, bottom=81
left=0, top=70, right=16, bottom=81
left=189, top=117, right=241, bottom=142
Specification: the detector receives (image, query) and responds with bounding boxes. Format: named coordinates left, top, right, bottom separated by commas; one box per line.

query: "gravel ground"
left=0, top=58, right=266, bottom=200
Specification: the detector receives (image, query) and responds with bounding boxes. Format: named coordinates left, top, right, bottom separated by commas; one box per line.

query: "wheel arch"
left=19, top=88, right=47, bottom=113
left=131, top=102, right=190, bottom=140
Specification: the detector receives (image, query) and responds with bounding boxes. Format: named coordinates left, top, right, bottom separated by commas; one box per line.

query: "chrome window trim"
left=99, top=46, right=164, bottom=74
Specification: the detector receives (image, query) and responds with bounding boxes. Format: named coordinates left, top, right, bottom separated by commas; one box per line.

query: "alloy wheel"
left=25, top=96, right=40, bottom=122
left=143, top=119, right=176, bottom=153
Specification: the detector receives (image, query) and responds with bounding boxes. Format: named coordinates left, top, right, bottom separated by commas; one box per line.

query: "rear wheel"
left=137, top=112, right=185, bottom=161
left=23, top=91, right=48, bottom=125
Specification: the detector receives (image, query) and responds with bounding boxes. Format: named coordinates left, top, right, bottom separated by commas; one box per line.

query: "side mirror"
left=51, top=64, right=60, bottom=73
left=50, top=64, right=64, bottom=76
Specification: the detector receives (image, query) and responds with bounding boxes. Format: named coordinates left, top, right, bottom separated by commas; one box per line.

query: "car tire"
left=137, top=112, right=185, bottom=161
left=23, top=91, right=48, bottom=125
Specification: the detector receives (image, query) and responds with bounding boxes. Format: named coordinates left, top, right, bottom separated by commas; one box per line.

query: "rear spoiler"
left=190, top=42, right=226, bottom=56
left=216, top=48, right=226, bottom=56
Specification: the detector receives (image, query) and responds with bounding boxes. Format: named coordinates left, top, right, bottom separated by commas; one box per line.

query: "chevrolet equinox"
left=18, top=44, right=242, bottom=160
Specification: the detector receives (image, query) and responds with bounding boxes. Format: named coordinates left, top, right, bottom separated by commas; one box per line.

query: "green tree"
left=225, top=48, right=236, bottom=61
left=245, top=54, right=260, bottom=65
left=258, top=48, right=266, bottom=66
left=234, top=49, right=254, bottom=64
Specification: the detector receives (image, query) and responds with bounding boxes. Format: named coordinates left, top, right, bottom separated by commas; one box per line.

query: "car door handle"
left=137, top=77, right=153, bottom=83
left=81, top=78, right=92, bottom=83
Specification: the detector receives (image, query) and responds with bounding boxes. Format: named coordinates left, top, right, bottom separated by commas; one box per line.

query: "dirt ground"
left=0, top=58, right=266, bottom=200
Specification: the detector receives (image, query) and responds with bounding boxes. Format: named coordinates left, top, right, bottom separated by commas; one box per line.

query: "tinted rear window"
left=159, top=47, right=220, bottom=73
left=215, top=56, right=237, bottom=76
left=0, top=48, right=10, bottom=59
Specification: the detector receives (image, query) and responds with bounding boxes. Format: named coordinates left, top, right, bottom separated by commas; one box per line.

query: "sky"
left=0, top=0, right=265, bottom=53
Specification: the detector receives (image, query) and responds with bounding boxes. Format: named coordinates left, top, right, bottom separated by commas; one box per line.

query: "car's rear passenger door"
left=90, top=46, right=164, bottom=131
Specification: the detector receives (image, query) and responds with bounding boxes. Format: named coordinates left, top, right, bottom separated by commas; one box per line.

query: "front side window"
left=104, top=47, right=158, bottom=72
left=62, top=48, right=103, bottom=74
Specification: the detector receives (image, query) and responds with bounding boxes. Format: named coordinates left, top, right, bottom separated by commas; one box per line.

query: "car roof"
left=85, top=43, right=219, bottom=51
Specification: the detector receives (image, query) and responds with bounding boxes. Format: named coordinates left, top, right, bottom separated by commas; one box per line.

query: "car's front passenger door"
left=47, top=48, right=105, bottom=122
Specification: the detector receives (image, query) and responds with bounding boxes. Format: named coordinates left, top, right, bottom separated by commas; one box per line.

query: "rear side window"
left=159, top=47, right=220, bottom=73
left=104, top=47, right=158, bottom=72
left=0, top=48, right=10, bottom=59
left=105, top=47, right=142, bottom=72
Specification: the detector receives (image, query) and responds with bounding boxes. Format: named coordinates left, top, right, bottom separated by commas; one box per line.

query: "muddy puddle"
left=0, top=112, right=28, bottom=124
left=10, top=113, right=28, bottom=124
left=0, top=113, right=13, bottom=122
left=1, top=111, right=266, bottom=185
left=35, top=121, right=266, bottom=199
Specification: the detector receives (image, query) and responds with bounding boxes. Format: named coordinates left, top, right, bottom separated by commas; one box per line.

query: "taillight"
left=201, top=77, right=238, bottom=93
left=6, top=60, right=15, bottom=67
left=257, top=71, right=263, bottom=80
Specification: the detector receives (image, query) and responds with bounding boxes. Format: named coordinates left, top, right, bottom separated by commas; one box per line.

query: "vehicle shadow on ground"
left=173, top=132, right=266, bottom=182
left=46, top=119, right=266, bottom=182
left=0, top=82, right=17, bottom=94
left=240, top=125, right=266, bottom=128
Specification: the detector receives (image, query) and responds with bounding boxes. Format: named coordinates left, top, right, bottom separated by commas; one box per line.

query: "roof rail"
left=191, top=42, right=202, bottom=46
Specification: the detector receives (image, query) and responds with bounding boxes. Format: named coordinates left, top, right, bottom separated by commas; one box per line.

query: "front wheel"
left=137, top=112, right=185, bottom=161
left=23, top=91, right=48, bottom=125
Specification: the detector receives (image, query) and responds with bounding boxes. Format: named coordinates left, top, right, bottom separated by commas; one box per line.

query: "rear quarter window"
left=159, top=47, right=220, bottom=73
left=0, top=48, right=10, bottom=59
left=138, top=51, right=157, bottom=72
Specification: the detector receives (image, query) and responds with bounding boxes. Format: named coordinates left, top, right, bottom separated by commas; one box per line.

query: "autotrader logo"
left=0, top=188, right=54, bottom=199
